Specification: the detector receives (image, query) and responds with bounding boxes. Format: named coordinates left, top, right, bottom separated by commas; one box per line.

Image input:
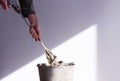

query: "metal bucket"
left=37, top=63, right=75, bottom=81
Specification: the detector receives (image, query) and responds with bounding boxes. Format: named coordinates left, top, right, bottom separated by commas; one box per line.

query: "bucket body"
left=37, top=63, right=75, bottom=81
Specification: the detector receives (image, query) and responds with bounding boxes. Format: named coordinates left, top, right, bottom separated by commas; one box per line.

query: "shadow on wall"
left=0, top=0, right=104, bottom=79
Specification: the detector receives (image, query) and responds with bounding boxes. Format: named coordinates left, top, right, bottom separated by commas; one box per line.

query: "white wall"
left=0, top=0, right=120, bottom=81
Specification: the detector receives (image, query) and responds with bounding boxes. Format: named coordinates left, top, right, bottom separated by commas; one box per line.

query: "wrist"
left=28, top=14, right=39, bottom=26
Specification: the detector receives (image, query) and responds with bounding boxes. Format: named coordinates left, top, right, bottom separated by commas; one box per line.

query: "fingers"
left=28, top=14, right=41, bottom=41
left=0, top=0, right=10, bottom=10
left=29, top=26, right=41, bottom=41
left=35, top=26, right=41, bottom=41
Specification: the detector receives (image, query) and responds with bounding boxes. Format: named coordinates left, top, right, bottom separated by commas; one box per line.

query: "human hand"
left=0, top=0, right=10, bottom=10
left=28, top=14, right=41, bottom=41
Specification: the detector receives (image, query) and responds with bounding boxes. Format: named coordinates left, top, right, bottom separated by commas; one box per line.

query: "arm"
left=19, top=0, right=35, bottom=18
left=0, top=0, right=41, bottom=41
left=19, top=0, right=41, bottom=41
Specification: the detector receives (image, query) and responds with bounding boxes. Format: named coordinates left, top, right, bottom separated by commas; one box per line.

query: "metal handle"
left=40, top=41, right=48, bottom=50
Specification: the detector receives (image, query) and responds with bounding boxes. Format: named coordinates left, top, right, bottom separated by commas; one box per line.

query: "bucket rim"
left=37, top=62, right=75, bottom=67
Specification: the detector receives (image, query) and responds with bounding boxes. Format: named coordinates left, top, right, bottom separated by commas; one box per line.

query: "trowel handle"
left=40, top=41, right=48, bottom=50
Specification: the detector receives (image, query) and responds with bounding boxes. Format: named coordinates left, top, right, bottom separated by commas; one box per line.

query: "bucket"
left=37, top=63, right=75, bottom=81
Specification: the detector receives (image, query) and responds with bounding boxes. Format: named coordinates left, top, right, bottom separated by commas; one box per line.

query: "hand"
left=28, top=14, right=41, bottom=41
left=0, top=0, right=10, bottom=10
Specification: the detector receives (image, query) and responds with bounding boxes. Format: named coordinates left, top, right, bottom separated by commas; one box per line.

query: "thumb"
left=0, top=0, right=10, bottom=10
